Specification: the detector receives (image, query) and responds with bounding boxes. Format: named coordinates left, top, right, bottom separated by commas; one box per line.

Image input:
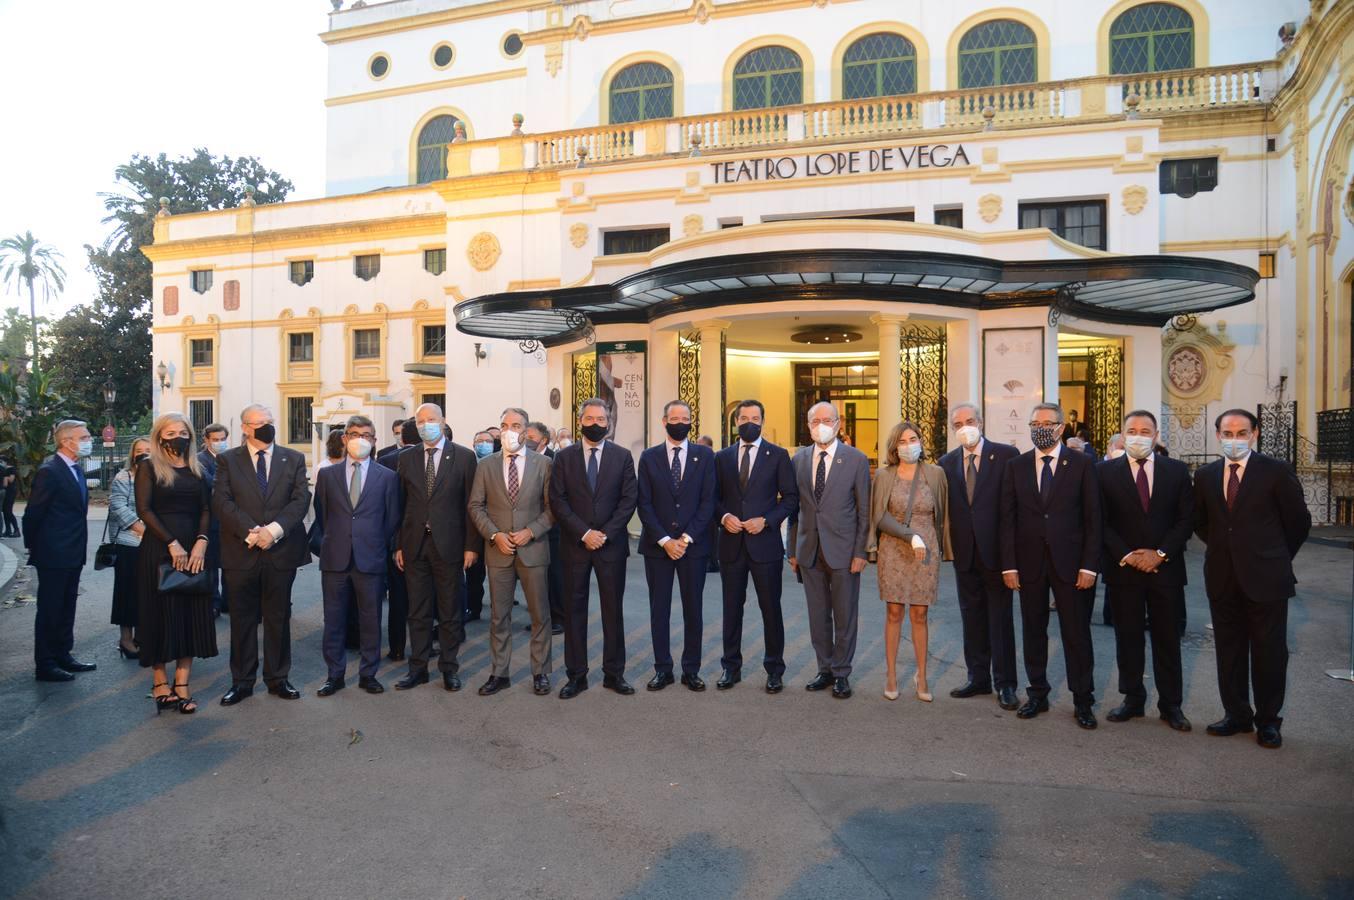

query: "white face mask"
left=501, top=429, right=521, bottom=452
left=346, top=437, right=373, bottom=460
left=812, top=423, right=836, bottom=445
left=898, top=443, right=923, bottom=464
left=956, top=425, right=981, bottom=449
left=557, top=439, right=572, bottom=449
left=1124, top=435, right=1155, bottom=460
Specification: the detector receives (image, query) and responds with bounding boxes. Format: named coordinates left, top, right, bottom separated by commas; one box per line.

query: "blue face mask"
left=474, top=441, right=494, bottom=459
left=898, top=443, right=922, bottom=464
left=419, top=422, right=443, bottom=443
left=1219, top=438, right=1250, bottom=461
left=212, top=440, right=229, bottom=454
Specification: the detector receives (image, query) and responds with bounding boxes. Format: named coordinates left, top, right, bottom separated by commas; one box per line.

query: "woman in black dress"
left=0, top=455, right=19, bottom=538
left=136, top=413, right=216, bottom=714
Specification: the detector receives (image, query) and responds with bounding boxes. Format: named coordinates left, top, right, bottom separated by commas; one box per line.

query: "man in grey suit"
left=788, top=401, right=871, bottom=698
left=468, top=406, right=556, bottom=697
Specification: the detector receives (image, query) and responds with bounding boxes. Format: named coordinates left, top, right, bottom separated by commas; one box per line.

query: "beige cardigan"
left=867, top=461, right=953, bottom=562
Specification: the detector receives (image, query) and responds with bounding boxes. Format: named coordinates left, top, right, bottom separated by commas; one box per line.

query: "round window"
left=369, top=54, right=390, bottom=78
left=502, top=33, right=523, bottom=57
left=432, top=44, right=453, bottom=68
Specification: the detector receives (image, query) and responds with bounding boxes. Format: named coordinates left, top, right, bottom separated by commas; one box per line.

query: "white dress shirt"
left=1223, top=449, right=1251, bottom=488
left=1002, top=440, right=1096, bottom=579
left=1130, top=453, right=1155, bottom=497
left=721, top=437, right=764, bottom=529
left=421, top=437, right=446, bottom=477
left=812, top=439, right=841, bottom=487
left=657, top=439, right=691, bottom=547
left=580, top=437, right=605, bottom=467
left=502, top=444, right=527, bottom=490
left=244, top=440, right=286, bottom=544
left=963, top=437, right=985, bottom=474
left=346, top=456, right=370, bottom=500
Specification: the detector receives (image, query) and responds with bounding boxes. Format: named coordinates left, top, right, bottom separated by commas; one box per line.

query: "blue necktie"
left=587, top=447, right=599, bottom=492
left=670, top=446, right=682, bottom=492
left=75, top=466, right=87, bottom=504
left=256, top=450, right=268, bottom=493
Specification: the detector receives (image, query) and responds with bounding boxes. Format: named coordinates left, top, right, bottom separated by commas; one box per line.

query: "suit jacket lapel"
left=431, top=444, right=457, bottom=497
left=264, top=448, right=289, bottom=502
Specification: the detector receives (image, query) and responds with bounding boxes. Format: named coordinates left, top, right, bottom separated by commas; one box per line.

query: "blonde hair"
left=147, top=412, right=204, bottom=486
left=884, top=420, right=924, bottom=468
left=123, top=436, right=151, bottom=473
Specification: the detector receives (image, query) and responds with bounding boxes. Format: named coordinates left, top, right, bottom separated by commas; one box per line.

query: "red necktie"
left=1226, top=463, right=1239, bottom=511
left=1135, top=460, right=1150, bottom=513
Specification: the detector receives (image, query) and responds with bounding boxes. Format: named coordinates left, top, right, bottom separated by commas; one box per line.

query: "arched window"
left=842, top=33, right=917, bottom=99
left=415, top=114, right=460, bottom=184
left=957, top=20, right=1037, bottom=88
left=1110, top=3, right=1194, bottom=74
left=609, top=62, right=674, bottom=124
left=732, top=46, right=803, bottom=110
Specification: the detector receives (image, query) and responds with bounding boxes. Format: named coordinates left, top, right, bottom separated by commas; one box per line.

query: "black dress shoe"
left=716, top=670, right=741, bottom=690
left=34, top=667, right=75, bottom=683
left=1160, top=708, right=1192, bottom=732
left=1074, top=707, right=1098, bottom=730
left=997, top=687, right=1019, bottom=710
left=681, top=673, right=706, bottom=692
left=1206, top=716, right=1254, bottom=736
left=558, top=677, right=588, bottom=699
left=1256, top=724, right=1282, bottom=749
left=442, top=673, right=461, bottom=692
left=831, top=676, right=852, bottom=698
left=647, top=672, right=675, bottom=691
left=949, top=681, right=993, bottom=699
left=395, top=671, right=430, bottom=691
left=317, top=677, right=345, bottom=697
left=359, top=677, right=384, bottom=694
left=477, top=676, right=509, bottom=696
left=602, top=675, right=635, bottom=695
left=220, top=685, right=254, bottom=706
left=1106, top=704, right=1145, bottom=723
left=57, top=659, right=97, bottom=673
left=552, top=623, right=565, bottom=636
left=765, top=674, right=784, bottom=694
left=386, top=650, right=405, bottom=661
left=1016, top=697, right=1050, bottom=719
left=268, top=681, right=301, bottom=700
left=533, top=674, right=551, bottom=695
left=805, top=672, right=833, bottom=692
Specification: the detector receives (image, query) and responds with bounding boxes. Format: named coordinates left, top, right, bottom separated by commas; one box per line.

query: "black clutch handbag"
left=93, top=515, right=117, bottom=571
left=157, top=563, right=210, bottom=594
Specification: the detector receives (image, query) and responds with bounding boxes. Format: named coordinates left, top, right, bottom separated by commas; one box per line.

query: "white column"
left=872, top=313, right=907, bottom=463
left=695, top=319, right=730, bottom=447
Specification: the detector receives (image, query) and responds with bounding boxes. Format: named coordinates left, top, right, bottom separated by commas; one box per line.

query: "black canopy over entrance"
left=452, top=248, right=1257, bottom=347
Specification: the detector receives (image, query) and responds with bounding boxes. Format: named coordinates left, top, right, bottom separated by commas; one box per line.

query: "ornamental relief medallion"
left=1161, top=320, right=1235, bottom=426
left=568, top=223, right=588, bottom=248
left=467, top=232, right=501, bottom=271
left=1122, top=185, right=1148, bottom=215
left=978, top=193, right=1002, bottom=223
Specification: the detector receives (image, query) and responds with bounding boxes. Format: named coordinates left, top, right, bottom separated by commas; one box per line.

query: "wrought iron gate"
left=899, top=325, right=948, bottom=460
left=678, top=332, right=700, bottom=433
left=571, top=350, right=596, bottom=436
left=1086, top=344, right=1124, bottom=455
left=1257, top=400, right=1297, bottom=468
left=1159, top=402, right=1212, bottom=468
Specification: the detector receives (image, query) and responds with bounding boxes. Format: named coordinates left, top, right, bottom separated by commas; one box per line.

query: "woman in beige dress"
left=869, top=421, right=951, bottom=702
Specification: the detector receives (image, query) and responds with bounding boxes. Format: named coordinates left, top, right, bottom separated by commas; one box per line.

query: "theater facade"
left=144, top=0, right=1354, bottom=519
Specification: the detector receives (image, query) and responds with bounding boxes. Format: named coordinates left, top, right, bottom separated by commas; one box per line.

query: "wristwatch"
left=681, top=534, right=693, bottom=545
left=1155, top=549, right=1167, bottom=560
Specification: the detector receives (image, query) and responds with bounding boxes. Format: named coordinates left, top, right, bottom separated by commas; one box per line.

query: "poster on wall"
left=596, top=341, right=647, bottom=459
left=982, top=327, right=1045, bottom=452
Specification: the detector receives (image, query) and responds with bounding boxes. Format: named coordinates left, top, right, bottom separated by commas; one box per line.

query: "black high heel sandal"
left=173, top=680, right=197, bottom=715
left=153, top=680, right=179, bottom=715
left=117, top=642, right=139, bottom=659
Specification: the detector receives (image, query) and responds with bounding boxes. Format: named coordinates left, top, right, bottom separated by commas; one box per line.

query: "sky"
left=0, top=0, right=330, bottom=319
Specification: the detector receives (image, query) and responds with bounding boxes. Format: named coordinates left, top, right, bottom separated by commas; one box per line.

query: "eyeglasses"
left=808, top=418, right=837, bottom=427
left=345, top=432, right=375, bottom=440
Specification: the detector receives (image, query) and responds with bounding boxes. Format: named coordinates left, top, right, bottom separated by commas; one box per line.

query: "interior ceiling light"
left=792, top=326, right=861, bottom=345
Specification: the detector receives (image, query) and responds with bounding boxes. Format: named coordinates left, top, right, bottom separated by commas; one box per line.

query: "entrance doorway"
left=1057, top=332, right=1124, bottom=455
left=793, top=360, right=880, bottom=460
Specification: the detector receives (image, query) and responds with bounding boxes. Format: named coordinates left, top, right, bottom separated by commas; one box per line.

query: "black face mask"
left=134, top=453, right=150, bottom=467
left=161, top=436, right=191, bottom=458
left=737, top=422, right=762, bottom=444
left=665, top=422, right=692, bottom=442
left=492, top=437, right=502, bottom=452
left=251, top=423, right=276, bottom=445
left=580, top=423, right=608, bottom=443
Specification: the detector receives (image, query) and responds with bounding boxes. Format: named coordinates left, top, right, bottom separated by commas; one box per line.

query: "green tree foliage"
left=0, top=366, right=68, bottom=490
left=0, top=306, right=49, bottom=362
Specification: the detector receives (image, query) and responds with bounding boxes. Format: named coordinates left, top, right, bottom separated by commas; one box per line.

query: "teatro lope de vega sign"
left=709, top=143, right=970, bottom=184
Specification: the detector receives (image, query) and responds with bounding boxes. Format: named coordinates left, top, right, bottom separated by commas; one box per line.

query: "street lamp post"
left=101, top=377, right=117, bottom=487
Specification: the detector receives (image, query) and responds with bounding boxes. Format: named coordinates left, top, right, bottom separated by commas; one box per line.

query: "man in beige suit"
left=469, top=406, right=556, bottom=697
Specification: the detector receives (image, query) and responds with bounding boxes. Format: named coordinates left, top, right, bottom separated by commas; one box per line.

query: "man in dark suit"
left=312, top=415, right=402, bottom=696
left=197, top=423, right=229, bottom=616
left=379, top=418, right=420, bottom=660
left=375, top=419, right=405, bottom=468
left=715, top=399, right=798, bottom=692
left=637, top=400, right=716, bottom=692
left=1195, top=408, right=1311, bottom=749
left=549, top=398, right=638, bottom=699
left=1098, top=410, right=1194, bottom=732
left=788, top=401, right=871, bottom=699
left=214, top=404, right=312, bottom=705
left=23, top=419, right=96, bottom=682
left=938, top=403, right=1021, bottom=710
left=527, top=420, right=566, bottom=636
left=1000, top=402, right=1102, bottom=729
left=391, top=403, right=481, bottom=692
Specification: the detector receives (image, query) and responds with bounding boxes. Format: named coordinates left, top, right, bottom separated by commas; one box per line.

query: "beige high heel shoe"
left=884, top=676, right=899, bottom=701
left=913, top=672, right=933, bottom=703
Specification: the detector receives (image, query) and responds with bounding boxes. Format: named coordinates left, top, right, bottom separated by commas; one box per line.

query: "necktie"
left=1135, top=460, right=1150, bottom=513
left=424, top=448, right=437, bottom=496
left=587, top=447, right=599, bottom=492
left=75, top=465, right=87, bottom=503
left=349, top=462, right=363, bottom=507
left=965, top=453, right=977, bottom=505
left=256, top=450, right=268, bottom=493
left=739, top=444, right=752, bottom=491
left=814, top=450, right=827, bottom=505
left=1226, top=463, right=1240, bottom=511
left=507, top=454, right=519, bottom=506
left=1039, top=455, right=1053, bottom=504
left=671, top=446, right=682, bottom=492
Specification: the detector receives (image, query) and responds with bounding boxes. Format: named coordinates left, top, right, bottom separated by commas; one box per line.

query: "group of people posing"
left=21, top=395, right=1309, bottom=748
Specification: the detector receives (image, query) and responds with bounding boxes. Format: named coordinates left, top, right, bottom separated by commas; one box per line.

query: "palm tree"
left=0, top=231, right=66, bottom=374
